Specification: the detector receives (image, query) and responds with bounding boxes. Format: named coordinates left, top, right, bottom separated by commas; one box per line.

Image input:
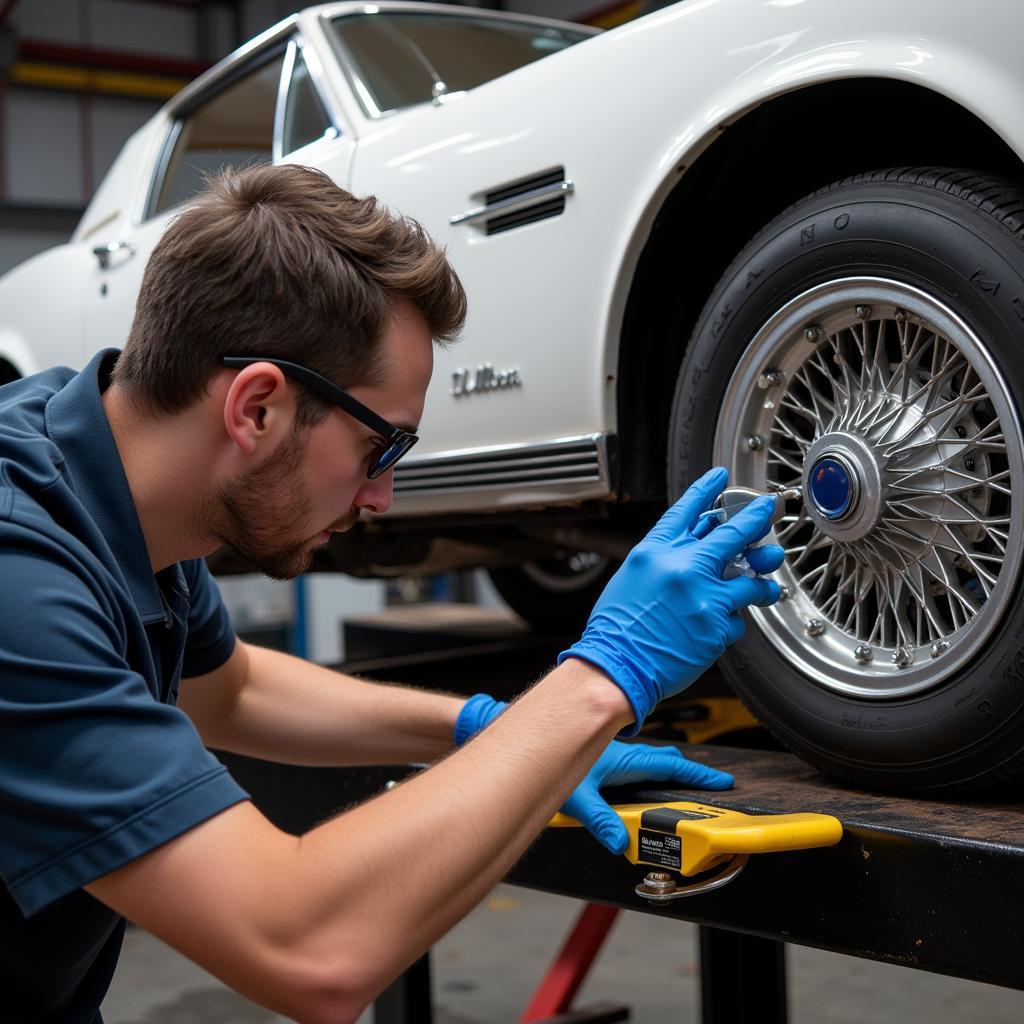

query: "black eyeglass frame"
left=221, top=355, right=419, bottom=479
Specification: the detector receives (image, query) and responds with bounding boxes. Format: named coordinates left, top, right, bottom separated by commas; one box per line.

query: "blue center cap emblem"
left=809, top=457, right=854, bottom=520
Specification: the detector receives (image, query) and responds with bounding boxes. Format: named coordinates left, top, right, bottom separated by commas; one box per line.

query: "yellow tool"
left=549, top=800, right=842, bottom=903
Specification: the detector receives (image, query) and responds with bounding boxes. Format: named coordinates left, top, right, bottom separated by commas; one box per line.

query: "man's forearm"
left=91, top=658, right=633, bottom=1022
left=186, top=642, right=464, bottom=766
left=275, top=656, right=633, bottom=1011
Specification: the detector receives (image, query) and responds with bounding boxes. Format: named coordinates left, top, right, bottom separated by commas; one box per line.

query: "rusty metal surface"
left=635, top=742, right=1024, bottom=849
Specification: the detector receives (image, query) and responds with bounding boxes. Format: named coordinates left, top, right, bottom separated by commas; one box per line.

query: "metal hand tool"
left=698, top=485, right=802, bottom=579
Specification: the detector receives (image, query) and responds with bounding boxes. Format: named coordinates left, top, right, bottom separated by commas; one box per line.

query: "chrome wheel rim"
left=714, top=277, right=1024, bottom=699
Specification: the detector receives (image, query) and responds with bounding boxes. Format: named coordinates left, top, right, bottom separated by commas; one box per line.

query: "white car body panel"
left=0, top=0, right=1022, bottom=517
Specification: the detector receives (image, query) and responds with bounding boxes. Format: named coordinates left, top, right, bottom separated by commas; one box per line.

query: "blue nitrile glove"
left=454, top=692, right=508, bottom=745
left=454, top=694, right=731, bottom=853
left=563, top=739, right=732, bottom=853
left=557, top=467, right=785, bottom=736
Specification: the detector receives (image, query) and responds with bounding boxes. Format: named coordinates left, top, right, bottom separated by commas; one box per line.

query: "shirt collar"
left=46, top=349, right=168, bottom=623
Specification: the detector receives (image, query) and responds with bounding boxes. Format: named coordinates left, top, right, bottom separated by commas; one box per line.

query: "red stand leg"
left=520, top=902, right=621, bottom=1022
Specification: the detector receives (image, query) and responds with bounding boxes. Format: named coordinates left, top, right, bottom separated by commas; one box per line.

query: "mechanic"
left=0, top=163, right=784, bottom=1023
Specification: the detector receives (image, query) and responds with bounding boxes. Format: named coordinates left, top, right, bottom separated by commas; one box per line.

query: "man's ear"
left=222, top=363, right=294, bottom=454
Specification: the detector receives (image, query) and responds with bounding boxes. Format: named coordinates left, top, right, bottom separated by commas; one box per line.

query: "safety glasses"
left=221, top=355, right=419, bottom=479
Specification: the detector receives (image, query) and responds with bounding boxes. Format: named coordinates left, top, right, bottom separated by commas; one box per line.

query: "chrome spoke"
left=722, top=278, right=1024, bottom=697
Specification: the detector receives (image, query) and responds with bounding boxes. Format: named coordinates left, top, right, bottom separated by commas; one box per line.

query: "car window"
left=151, top=49, right=285, bottom=217
left=281, top=45, right=334, bottom=155
left=329, top=12, right=593, bottom=117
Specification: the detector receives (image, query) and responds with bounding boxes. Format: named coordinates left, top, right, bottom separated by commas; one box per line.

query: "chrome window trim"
left=276, top=35, right=345, bottom=160
left=319, top=4, right=599, bottom=122
left=167, top=16, right=299, bottom=121
left=272, top=39, right=298, bottom=163
left=142, top=23, right=345, bottom=224
left=143, top=41, right=289, bottom=222
left=292, top=32, right=348, bottom=141
left=142, top=118, right=184, bottom=223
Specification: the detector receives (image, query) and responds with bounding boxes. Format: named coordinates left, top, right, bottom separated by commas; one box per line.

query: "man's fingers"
left=726, top=575, right=782, bottom=610
left=744, top=543, right=785, bottom=575
left=665, top=749, right=734, bottom=789
left=566, top=789, right=629, bottom=854
left=646, top=467, right=728, bottom=544
left=692, top=513, right=718, bottom=540
left=696, top=495, right=776, bottom=567
left=623, top=746, right=734, bottom=789
left=725, top=612, right=746, bottom=646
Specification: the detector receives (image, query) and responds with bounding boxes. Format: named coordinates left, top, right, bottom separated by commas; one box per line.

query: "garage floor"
left=100, top=882, right=1024, bottom=1023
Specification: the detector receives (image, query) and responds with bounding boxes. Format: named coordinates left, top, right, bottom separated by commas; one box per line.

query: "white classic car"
left=4, top=0, right=1024, bottom=792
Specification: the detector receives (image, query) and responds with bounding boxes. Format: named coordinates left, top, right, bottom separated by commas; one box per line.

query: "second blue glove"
left=454, top=694, right=732, bottom=853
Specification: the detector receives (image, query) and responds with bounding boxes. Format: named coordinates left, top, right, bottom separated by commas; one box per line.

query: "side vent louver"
left=484, top=168, right=569, bottom=235
left=450, top=168, right=573, bottom=235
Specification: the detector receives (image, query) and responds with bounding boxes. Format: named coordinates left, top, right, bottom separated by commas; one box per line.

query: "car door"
left=81, top=31, right=354, bottom=360
left=331, top=10, right=604, bottom=462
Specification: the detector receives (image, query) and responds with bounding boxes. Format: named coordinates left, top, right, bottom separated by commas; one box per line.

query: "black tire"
left=669, top=167, right=1024, bottom=792
left=486, top=553, right=617, bottom=633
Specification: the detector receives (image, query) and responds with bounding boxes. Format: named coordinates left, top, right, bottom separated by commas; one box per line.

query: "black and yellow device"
left=550, top=800, right=842, bottom=903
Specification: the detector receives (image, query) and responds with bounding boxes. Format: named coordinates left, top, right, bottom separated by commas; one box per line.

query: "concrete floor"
left=100, top=882, right=1024, bottom=1023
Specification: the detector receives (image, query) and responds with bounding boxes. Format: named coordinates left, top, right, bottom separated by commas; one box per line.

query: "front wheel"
left=670, top=168, right=1024, bottom=791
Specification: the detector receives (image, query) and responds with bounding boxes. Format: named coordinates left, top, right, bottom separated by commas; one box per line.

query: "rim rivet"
left=854, top=304, right=872, bottom=320
left=806, top=618, right=825, bottom=637
left=894, top=309, right=910, bottom=323
left=747, top=434, right=764, bottom=451
left=854, top=644, right=873, bottom=663
left=779, top=584, right=792, bottom=601
left=804, top=325, right=825, bottom=343
left=930, top=640, right=949, bottom=658
left=892, top=646, right=914, bottom=668
left=758, top=369, right=784, bottom=390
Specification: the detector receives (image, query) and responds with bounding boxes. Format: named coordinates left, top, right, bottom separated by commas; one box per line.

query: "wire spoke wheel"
left=715, top=277, right=1024, bottom=699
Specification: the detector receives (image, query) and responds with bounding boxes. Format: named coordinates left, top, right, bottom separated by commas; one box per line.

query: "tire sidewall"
left=669, top=176, right=1024, bottom=788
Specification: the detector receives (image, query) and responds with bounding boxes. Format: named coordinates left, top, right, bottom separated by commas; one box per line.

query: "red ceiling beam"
left=18, top=39, right=210, bottom=79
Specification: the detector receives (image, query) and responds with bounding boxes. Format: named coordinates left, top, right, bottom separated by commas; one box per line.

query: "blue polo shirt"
left=0, top=350, right=249, bottom=1022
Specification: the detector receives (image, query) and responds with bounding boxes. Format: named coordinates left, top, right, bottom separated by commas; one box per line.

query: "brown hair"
left=113, top=163, right=466, bottom=424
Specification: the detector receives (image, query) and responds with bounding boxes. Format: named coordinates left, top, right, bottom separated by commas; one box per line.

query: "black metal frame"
left=217, top=619, right=1024, bottom=1022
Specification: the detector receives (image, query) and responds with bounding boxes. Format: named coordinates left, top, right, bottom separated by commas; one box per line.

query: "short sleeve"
left=0, top=526, right=248, bottom=917
left=180, top=559, right=236, bottom=678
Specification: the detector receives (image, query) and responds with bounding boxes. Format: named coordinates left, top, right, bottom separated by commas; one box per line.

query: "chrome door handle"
left=92, top=240, right=136, bottom=269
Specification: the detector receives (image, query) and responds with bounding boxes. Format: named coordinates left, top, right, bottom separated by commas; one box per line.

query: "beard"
left=205, top=426, right=359, bottom=581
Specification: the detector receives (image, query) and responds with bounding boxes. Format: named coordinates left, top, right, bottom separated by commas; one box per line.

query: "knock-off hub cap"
left=806, top=454, right=856, bottom=522
left=714, top=277, right=1023, bottom=699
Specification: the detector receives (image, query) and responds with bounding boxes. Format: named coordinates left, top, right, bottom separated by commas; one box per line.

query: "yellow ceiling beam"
left=9, top=61, right=186, bottom=100
left=586, top=1, right=645, bottom=29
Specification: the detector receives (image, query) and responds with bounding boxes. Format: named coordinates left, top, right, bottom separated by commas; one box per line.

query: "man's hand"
left=454, top=694, right=731, bottom=853
left=558, top=467, right=784, bottom=734
left=562, top=738, right=731, bottom=853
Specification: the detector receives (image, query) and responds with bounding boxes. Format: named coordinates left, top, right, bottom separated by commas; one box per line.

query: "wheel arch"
left=0, top=332, right=33, bottom=383
left=613, top=77, right=1024, bottom=504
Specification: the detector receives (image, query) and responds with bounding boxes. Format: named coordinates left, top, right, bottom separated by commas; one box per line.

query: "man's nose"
left=354, top=469, right=394, bottom=515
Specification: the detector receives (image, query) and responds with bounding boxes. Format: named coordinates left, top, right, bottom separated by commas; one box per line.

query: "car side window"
left=281, top=44, right=334, bottom=155
left=150, top=48, right=285, bottom=217
left=329, top=12, right=593, bottom=117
